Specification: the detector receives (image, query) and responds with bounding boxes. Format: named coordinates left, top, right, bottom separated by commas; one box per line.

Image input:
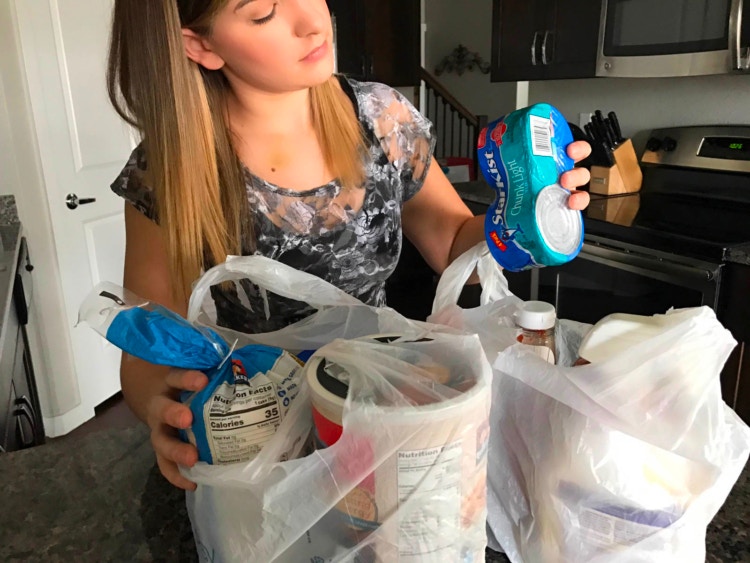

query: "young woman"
left=107, top=0, right=592, bottom=490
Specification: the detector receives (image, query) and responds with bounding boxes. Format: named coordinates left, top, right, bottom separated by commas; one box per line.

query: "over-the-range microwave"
left=597, top=0, right=750, bottom=78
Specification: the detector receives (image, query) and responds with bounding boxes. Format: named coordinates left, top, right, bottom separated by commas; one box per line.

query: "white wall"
left=0, top=0, right=82, bottom=422
left=0, top=64, right=22, bottom=199
left=424, top=0, right=516, bottom=120
left=425, top=1, right=750, bottom=152
left=530, top=74, right=750, bottom=152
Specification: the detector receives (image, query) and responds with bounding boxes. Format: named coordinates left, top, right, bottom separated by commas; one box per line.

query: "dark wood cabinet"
left=0, top=292, right=35, bottom=453
left=490, top=0, right=601, bottom=82
left=327, top=0, right=421, bottom=86
left=0, top=237, right=44, bottom=454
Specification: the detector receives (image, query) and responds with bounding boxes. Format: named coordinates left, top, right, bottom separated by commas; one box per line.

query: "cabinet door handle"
left=542, top=30, right=553, bottom=65
left=531, top=32, right=540, bottom=66
left=16, top=395, right=37, bottom=422
left=13, top=402, right=36, bottom=448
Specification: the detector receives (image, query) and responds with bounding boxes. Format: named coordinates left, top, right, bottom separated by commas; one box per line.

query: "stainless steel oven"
left=455, top=125, right=750, bottom=424
left=539, top=125, right=750, bottom=423
left=597, top=0, right=750, bottom=77
left=537, top=236, right=722, bottom=325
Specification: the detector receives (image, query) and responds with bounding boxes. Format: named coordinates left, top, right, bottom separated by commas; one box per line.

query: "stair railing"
left=417, top=68, right=488, bottom=179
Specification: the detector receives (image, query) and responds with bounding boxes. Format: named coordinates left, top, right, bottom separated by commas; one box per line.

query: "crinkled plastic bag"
left=186, top=255, right=436, bottom=356
left=78, top=283, right=307, bottom=465
left=184, top=332, right=492, bottom=562
left=429, top=242, right=750, bottom=563
left=83, top=256, right=491, bottom=562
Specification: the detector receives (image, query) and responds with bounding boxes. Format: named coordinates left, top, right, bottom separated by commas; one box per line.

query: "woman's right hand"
left=145, top=368, right=208, bottom=491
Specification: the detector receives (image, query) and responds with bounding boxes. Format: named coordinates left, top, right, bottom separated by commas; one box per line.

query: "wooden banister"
left=419, top=68, right=479, bottom=128
left=417, top=67, right=487, bottom=179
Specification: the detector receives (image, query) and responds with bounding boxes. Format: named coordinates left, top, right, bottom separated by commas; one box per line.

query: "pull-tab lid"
left=536, top=184, right=584, bottom=256
left=515, top=301, right=556, bottom=330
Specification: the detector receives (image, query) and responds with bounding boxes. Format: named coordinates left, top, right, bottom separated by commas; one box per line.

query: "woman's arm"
left=402, top=142, right=592, bottom=274
left=121, top=203, right=207, bottom=489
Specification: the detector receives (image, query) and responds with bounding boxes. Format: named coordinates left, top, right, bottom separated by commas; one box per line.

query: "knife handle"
left=584, top=123, right=596, bottom=142
left=602, top=142, right=615, bottom=167
left=603, top=118, right=617, bottom=148
left=608, top=111, right=624, bottom=142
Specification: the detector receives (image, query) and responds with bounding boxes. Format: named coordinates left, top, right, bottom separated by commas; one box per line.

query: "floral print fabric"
left=111, top=77, right=436, bottom=333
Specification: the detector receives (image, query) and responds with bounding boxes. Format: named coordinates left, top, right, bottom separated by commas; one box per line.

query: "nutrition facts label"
left=205, top=381, right=281, bottom=464
left=579, top=507, right=664, bottom=549
left=397, top=441, right=462, bottom=558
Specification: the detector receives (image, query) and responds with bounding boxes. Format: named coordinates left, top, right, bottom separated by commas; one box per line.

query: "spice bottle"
left=515, top=301, right=557, bottom=364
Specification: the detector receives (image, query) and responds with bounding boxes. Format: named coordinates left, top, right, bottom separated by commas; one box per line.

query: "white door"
left=14, top=0, right=133, bottom=414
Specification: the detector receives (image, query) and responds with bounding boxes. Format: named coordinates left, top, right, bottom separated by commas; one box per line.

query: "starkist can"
left=477, top=103, right=584, bottom=271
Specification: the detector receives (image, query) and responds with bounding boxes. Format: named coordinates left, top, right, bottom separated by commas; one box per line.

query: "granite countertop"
left=0, top=222, right=22, bottom=345
left=0, top=195, right=23, bottom=354
left=0, top=423, right=747, bottom=562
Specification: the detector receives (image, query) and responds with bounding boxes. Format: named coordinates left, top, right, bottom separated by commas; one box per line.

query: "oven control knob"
left=645, top=137, right=662, bottom=152
left=663, top=137, right=678, bottom=152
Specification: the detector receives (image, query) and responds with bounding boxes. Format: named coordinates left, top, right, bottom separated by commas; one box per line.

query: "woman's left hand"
left=561, top=141, right=592, bottom=211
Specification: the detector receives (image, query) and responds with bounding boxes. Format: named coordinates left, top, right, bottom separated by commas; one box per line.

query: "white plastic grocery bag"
left=186, top=254, right=433, bottom=355
left=429, top=242, right=750, bottom=563
left=178, top=256, right=492, bottom=562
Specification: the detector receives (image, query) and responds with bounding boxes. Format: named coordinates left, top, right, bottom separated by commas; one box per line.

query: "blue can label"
left=477, top=104, right=583, bottom=271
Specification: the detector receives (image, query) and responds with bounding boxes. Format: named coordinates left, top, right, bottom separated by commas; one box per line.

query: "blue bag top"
left=106, top=305, right=230, bottom=370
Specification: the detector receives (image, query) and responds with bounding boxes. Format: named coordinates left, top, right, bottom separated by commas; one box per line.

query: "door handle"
left=66, top=193, right=97, bottom=210
left=541, top=30, right=553, bottom=65
left=729, top=0, right=750, bottom=70
left=531, top=32, right=541, bottom=66
left=13, top=402, right=36, bottom=448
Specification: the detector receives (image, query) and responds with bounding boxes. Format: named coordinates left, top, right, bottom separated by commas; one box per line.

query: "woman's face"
left=205, top=0, right=334, bottom=93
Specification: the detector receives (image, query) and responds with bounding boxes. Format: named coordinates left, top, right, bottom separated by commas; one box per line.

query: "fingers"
left=147, top=394, right=193, bottom=429
left=145, top=369, right=205, bottom=491
left=560, top=167, right=591, bottom=191
left=165, top=369, right=208, bottom=392
left=152, top=426, right=199, bottom=491
left=156, top=451, right=198, bottom=491
left=568, top=190, right=590, bottom=211
left=560, top=147, right=592, bottom=211
left=152, top=424, right=199, bottom=466
left=567, top=140, right=592, bottom=163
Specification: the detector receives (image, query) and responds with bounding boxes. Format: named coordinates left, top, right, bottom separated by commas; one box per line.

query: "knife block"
left=587, top=193, right=640, bottom=226
left=589, top=139, right=643, bottom=196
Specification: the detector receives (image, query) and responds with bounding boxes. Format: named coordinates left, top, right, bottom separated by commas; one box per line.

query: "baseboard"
left=42, top=403, right=96, bottom=438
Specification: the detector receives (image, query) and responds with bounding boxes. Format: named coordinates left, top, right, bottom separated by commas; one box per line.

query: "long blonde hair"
left=107, top=0, right=366, bottom=299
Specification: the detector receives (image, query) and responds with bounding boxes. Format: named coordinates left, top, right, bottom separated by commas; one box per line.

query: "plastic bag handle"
left=432, top=241, right=513, bottom=314
left=187, top=255, right=361, bottom=322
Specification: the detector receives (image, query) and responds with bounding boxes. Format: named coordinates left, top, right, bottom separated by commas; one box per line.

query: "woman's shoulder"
left=342, top=78, right=415, bottom=124
left=343, top=77, right=404, bottom=102
left=110, top=142, right=157, bottom=220
left=340, top=77, right=432, bottom=144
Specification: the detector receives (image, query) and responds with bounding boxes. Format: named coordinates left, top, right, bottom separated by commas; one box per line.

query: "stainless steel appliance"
left=597, top=0, right=750, bottom=77
left=1, top=236, right=45, bottom=453
left=536, top=125, right=750, bottom=423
